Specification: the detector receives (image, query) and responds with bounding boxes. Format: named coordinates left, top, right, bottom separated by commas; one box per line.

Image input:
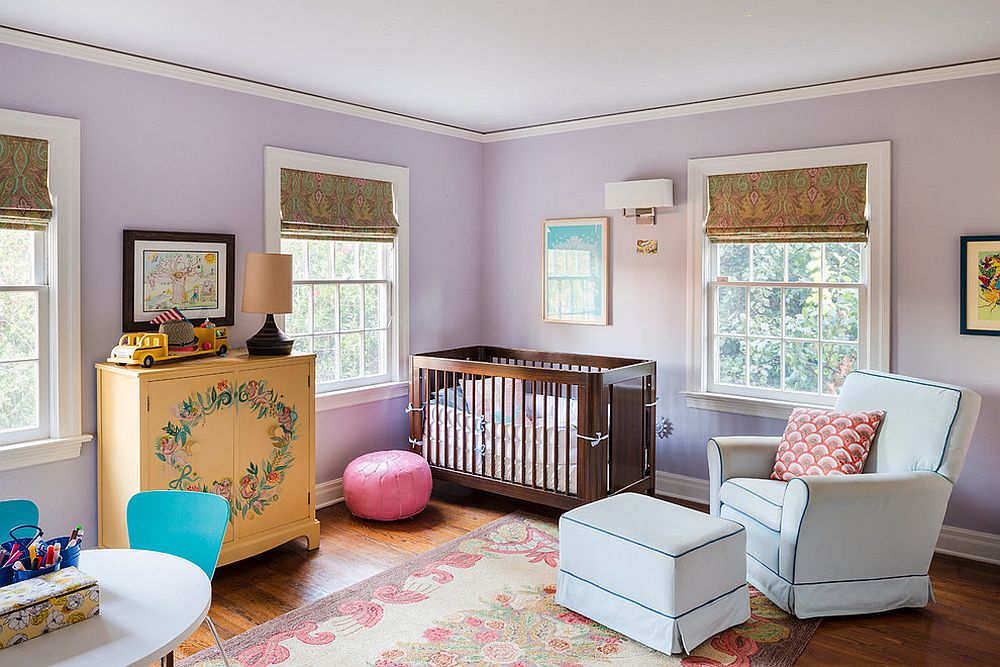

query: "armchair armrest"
left=707, top=436, right=780, bottom=515
left=779, top=471, right=953, bottom=583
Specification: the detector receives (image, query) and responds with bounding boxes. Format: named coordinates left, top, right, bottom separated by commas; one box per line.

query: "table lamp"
left=242, top=252, right=294, bottom=355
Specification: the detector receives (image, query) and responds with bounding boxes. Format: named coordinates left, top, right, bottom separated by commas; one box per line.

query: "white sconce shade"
left=604, top=179, right=673, bottom=224
left=605, top=179, right=673, bottom=209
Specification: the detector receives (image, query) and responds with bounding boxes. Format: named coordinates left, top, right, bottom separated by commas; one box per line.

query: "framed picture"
left=123, top=230, right=236, bottom=331
left=542, top=217, right=609, bottom=325
left=961, top=235, right=1000, bottom=336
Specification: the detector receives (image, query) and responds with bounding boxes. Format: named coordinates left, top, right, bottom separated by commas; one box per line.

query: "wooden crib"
left=407, top=346, right=656, bottom=509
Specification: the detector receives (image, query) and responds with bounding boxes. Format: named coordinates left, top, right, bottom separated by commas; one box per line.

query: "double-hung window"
left=0, top=109, right=87, bottom=470
left=687, top=143, right=890, bottom=418
left=264, top=148, right=409, bottom=397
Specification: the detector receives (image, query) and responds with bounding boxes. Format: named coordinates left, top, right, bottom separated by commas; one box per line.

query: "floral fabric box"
left=0, top=566, right=99, bottom=649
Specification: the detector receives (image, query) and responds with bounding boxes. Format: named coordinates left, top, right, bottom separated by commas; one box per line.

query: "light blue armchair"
left=708, top=371, right=981, bottom=618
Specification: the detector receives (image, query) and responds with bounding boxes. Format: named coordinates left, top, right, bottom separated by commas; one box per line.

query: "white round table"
left=3, top=549, right=212, bottom=667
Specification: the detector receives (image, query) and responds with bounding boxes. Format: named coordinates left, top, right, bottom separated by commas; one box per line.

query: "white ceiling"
left=2, top=1, right=998, bottom=132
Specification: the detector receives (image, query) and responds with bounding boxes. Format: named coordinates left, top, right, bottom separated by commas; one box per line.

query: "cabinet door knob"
left=189, top=441, right=202, bottom=454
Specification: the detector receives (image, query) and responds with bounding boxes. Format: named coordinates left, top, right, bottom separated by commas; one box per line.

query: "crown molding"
left=1, top=26, right=998, bottom=144
left=0, top=26, right=482, bottom=142
left=481, top=58, right=1000, bottom=142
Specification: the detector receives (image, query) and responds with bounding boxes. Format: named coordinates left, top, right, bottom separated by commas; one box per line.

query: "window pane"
left=716, top=286, right=746, bottom=334
left=339, top=284, right=361, bottom=331
left=0, top=292, right=38, bottom=360
left=364, top=283, right=386, bottom=329
left=312, top=285, right=338, bottom=333
left=334, top=242, right=359, bottom=280
left=824, top=243, right=862, bottom=283
left=822, top=343, right=858, bottom=395
left=821, top=288, right=859, bottom=341
left=291, top=336, right=312, bottom=353
left=286, top=285, right=312, bottom=335
left=787, top=243, right=822, bottom=282
left=359, top=243, right=382, bottom=280
left=717, top=244, right=749, bottom=281
left=751, top=244, right=784, bottom=282
left=748, top=287, right=781, bottom=336
left=282, top=239, right=308, bottom=281
left=307, top=240, right=333, bottom=280
left=784, top=287, right=819, bottom=339
left=364, top=330, right=384, bottom=376
left=784, top=342, right=819, bottom=393
left=0, top=230, right=38, bottom=285
left=717, top=336, right=746, bottom=386
left=0, top=360, right=37, bottom=431
left=340, top=332, right=361, bottom=379
left=313, top=334, right=338, bottom=384
left=749, top=338, right=781, bottom=389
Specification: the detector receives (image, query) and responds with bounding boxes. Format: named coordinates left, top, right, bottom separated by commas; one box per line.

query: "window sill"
left=316, top=381, right=409, bottom=412
left=0, top=434, right=93, bottom=473
left=682, top=391, right=828, bottom=420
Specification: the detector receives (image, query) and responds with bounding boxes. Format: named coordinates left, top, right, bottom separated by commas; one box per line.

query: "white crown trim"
left=0, top=26, right=481, bottom=141
left=2, top=27, right=999, bottom=142
left=482, top=59, right=1000, bottom=142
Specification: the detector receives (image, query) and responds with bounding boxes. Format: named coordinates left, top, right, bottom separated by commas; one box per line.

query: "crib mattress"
left=422, top=403, right=578, bottom=494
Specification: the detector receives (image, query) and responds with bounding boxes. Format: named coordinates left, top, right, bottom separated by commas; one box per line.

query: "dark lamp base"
left=246, top=314, right=294, bottom=356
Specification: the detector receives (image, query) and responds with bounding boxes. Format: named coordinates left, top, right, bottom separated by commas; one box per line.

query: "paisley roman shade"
left=0, top=134, right=53, bottom=231
left=280, top=168, right=398, bottom=242
left=705, top=164, right=868, bottom=243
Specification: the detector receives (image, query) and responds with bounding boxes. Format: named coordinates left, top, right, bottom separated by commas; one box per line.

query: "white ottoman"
left=556, top=494, right=749, bottom=654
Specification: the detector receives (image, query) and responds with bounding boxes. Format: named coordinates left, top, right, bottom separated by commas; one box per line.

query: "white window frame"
left=264, top=146, right=409, bottom=410
left=684, top=142, right=891, bottom=419
left=0, top=108, right=90, bottom=471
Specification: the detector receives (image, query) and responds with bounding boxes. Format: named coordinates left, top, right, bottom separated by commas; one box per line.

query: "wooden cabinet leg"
left=305, top=520, right=321, bottom=551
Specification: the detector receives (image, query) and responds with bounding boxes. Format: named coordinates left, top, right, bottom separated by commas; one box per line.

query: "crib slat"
left=489, top=375, right=496, bottom=479
left=521, top=364, right=534, bottom=484
left=564, top=382, right=571, bottom=495
left=542, top=381, right=549, bottom=491
left=500, top=375, right=506, bottom=482
left=554, top=382, right=560, bottom=493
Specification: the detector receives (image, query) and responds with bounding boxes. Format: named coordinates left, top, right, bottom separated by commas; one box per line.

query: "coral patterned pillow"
left=771, top=408, right=885, bottom=481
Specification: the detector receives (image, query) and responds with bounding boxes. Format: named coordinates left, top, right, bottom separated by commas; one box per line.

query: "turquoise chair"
left=127, top=490, right=231, bottom=667
left=0, top=499, right=39, bottom=542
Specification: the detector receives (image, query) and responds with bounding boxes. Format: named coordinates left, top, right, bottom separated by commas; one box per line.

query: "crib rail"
left=408, top=346, right=656, bottom=509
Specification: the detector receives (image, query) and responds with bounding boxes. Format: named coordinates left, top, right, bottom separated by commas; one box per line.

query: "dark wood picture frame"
left=123, top=230, right=236, bottom=332
left=960, top=234, right=1000, bottom=336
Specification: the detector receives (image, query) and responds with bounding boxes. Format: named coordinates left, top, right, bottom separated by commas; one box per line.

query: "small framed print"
left=961, top=235, right=1000, bottom=336
left=543, top=217, right=609, bottom=325
left=636, top=239, right=658, bottom=254
left=123, top=230, right=236, bottom=331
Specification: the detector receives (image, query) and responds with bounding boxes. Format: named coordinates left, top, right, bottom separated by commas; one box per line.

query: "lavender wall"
left=0, top=44, right=483, bottom=543
left=482, top=74, right=1000, bottom=534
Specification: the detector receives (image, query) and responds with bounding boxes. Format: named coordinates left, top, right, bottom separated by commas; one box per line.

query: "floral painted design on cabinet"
left=153, top=378, right=299, bottom=519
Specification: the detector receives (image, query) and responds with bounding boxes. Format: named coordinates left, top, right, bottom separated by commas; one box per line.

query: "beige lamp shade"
left=242, top=252, right=293, bottom=314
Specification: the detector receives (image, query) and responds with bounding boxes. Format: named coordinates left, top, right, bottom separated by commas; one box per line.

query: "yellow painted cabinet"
left=97, top=352, right=320, bottom=566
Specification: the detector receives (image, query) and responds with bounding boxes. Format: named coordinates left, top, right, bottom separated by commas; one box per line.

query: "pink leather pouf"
left=343, top=450, right=433, bottom=521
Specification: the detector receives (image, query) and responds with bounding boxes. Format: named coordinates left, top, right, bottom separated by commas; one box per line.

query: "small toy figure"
left=201, top=318, right=216, bottom=328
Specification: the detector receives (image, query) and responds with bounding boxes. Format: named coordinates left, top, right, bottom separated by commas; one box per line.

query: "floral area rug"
left=180, top=513, right=819, bottom=666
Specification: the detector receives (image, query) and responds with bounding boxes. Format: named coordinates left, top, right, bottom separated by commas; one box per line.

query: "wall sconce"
left=604, top=178, right=673, bottom=225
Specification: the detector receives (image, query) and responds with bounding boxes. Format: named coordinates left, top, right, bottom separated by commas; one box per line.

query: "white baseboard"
left=654, top=470, right=1000, bottom=566
left=936, top=525, right=1000, bottom=566
left=655, top=470, right=710, bottom=504
left=316, top=477, right=344, bottom=509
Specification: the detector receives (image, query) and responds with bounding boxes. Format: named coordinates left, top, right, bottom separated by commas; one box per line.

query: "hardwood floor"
left=174, top=483, right=1000, bottom=665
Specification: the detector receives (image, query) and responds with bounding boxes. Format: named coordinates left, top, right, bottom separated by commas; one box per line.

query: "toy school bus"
left=108, top=326, right=229, bottom=368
